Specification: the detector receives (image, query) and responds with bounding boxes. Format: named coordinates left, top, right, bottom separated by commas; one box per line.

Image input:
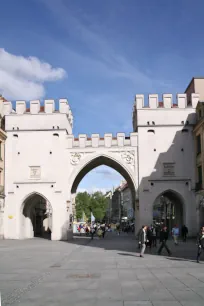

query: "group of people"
left=122, top=223, right=135, bottom=234
left=77, top=223, right=110, bottom=239
left=138, top=224, right=204, bottom=263
left=138, top=224, right=189, bottom=258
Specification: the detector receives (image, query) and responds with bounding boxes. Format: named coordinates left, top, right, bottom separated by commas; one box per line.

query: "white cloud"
left=0, top=48, right=66, bottom=100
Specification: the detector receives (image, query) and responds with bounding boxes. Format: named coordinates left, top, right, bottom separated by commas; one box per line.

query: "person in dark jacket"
left=197, top=226, right=204, bottom=263
left=146, top=227, right=153, bottom=250
left=158, top=226, right=172, bottom=256
left=151, top=226, right=157, bottom=247
left=101, top=224, right=106, bottom=238
left=181, top=225, right=188, bottom=242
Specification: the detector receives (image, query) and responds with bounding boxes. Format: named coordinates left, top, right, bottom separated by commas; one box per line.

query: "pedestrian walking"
left=151, top=226, right=157, bottom=247
left=146, top=226, right=153, bottom=250
left=116, top=223, right=121, bottom=235
left=90, top=226, right=95, bottom=240
left=138, top=225, right=148, bottom=258
left=158, top=226, right=172, bottom=256
left=196, top=226, right=204, bottom=263
left=137, top=227, right=142, bottom=249
left=101, top=224, right=106, bottom=238
left=181, top=225, right=188, bottom=242
left=172, top=225, right=179, bottom=245
left=97, top=227, right=103, bottom=238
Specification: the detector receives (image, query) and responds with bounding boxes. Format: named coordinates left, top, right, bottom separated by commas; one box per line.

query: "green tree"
left=75, top=191, right=108, bottom=222
left=75, top=192, right=91, bottom=220
left=90, top=191, right=108, bottom=222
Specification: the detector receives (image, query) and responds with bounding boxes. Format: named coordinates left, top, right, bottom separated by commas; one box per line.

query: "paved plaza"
left=0, top=233, right=204, bottom=305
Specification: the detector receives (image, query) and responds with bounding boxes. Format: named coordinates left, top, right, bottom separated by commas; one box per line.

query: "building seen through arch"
left=72, top=158, right=136, bottom=225
left=153, top=190, right=183, bottom=230
left=22, top=193, right=52, bottom=239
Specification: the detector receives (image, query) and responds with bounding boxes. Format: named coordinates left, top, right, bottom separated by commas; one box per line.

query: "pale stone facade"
left=1, top=79, right=204, bottom=240
left=132, top=92, right=199, bottom=235
left=3, top=99, right=137, bottom=240
left=193, top=101, right=204, bottom=229
left=0, top=98, right=7, bottom=239
left=185, top=77, right=204, bottom=103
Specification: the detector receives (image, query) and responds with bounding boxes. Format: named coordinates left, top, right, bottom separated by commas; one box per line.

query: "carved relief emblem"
left=30, top=166, right=41, bottom=179
left=121, top=151, right=134, bottom=165
left=70, top=153, right=83, bottom=165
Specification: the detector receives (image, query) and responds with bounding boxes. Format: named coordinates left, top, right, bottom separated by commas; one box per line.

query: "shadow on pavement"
left=62, top=232, right=203, bottom=264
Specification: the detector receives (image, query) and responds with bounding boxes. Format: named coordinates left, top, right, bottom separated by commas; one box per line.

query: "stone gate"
left=3, top=99, right=138, bottom=240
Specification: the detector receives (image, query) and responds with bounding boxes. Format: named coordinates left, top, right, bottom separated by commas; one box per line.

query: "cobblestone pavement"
left=0, top=233, right=204, bottom=305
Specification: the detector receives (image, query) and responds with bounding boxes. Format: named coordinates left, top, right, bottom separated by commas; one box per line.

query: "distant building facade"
left=110, top=181, right=133, bottom=223
left=120, top=182, right=133, bottom=221
left=104, top=190, right=112, bottom=223
left=111, top=187, right=121, bottom=222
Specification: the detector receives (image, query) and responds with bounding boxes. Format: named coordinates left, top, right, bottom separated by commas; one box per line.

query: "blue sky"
left=1, top=0, right=204, bottom=192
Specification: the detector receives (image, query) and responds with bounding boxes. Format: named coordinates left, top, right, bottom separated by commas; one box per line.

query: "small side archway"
left=69, top=154, right=137, bottom=222
left=152, top=189, right=185, bottom=231
left=20, top=192, right=53, bottom=239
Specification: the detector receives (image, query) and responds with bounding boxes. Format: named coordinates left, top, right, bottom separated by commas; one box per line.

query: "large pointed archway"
left=69, top=154, right=137, bottom=224
left=153, top=189, right=185, bottom=231
left=20, top=192, right=53, bottom=239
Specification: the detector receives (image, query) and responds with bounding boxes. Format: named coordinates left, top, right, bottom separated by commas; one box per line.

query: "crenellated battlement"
left=67, top=133, right=138, bottom=148
left=134, top=93, right=199, bottom=110
left=132, top=93, right=199, bottom=130
left=1, top=98, right=73, bottom=127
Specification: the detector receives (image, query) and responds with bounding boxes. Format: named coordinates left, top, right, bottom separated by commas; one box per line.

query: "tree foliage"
left=75, top=191, right=108, bottom=222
